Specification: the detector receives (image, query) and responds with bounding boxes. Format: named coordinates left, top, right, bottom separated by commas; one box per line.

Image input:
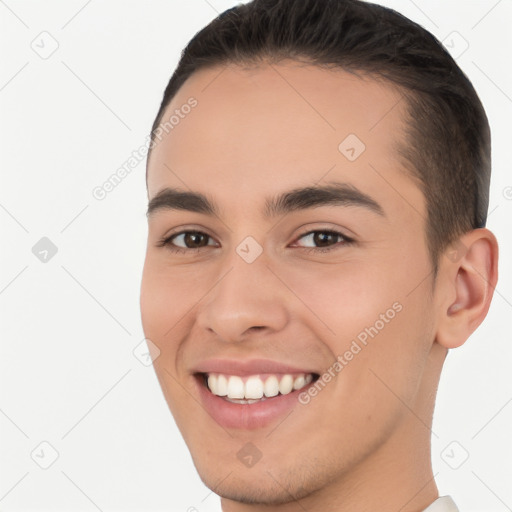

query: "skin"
left=140, top=60, right=498, bottom=511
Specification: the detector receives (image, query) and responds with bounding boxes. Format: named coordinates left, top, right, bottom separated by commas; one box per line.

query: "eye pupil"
left=314, top=232, right=337, bottom=247
left=185, top=232, right=208, bottom=248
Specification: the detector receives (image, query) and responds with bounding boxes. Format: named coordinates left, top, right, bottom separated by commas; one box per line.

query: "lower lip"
left=194, top=375, right=311, bottom=430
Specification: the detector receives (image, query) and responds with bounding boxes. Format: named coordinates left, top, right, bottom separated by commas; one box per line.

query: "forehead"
left=147, top=61, right=422, bottom=219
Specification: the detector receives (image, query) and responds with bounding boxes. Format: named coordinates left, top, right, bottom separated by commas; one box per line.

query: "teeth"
left=245, top=376, right=264, bottom=399
left=207, top=374, right=217, bottom=394
left=227, top=376, right=244, bottom=399
left=216, top=374, right=228, bottom=396
left=279, top=374, right=294, bottom=395
left=225, top=397, right=265, bottom=404
left=293, top=375, right=306, bottom=390
left=205, top=372, right=314, bottom=400
left=264, top=375, right=279, bottom=397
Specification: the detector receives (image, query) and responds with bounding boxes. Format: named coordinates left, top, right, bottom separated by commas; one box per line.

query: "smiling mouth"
left=198, top=372, right=320, bottom=404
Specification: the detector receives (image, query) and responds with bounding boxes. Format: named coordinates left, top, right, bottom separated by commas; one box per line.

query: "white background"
left=0, top=1, right=511, bottom=511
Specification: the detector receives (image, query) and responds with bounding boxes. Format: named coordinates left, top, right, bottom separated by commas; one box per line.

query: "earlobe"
left=436, top=228, right=499, bottom=349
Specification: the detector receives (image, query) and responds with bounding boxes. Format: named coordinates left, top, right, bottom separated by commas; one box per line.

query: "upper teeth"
left=206, top=373, right=313, bottom=399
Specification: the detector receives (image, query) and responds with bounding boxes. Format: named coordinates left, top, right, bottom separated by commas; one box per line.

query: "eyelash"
left=157, top=229, right=355, bottom=255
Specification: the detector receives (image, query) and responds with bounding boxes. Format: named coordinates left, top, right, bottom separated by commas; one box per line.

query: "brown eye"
left=158, top=230, right=218, bottom=253
left=312, top=231, right=339, bottom=247
left=295, top=230, right=352, bottom=250
left=179, top=232, right=210, bottom=248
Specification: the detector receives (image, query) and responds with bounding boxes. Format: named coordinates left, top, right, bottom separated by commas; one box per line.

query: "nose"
left=195, top=249, right=289, bottom=343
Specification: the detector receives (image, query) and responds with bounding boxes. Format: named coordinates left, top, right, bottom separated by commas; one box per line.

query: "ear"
left=435, top=228, right=499, bottom=349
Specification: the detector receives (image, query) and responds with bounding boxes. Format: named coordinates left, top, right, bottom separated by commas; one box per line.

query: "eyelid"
left=158, top=224, right=217, bottom=242
left=157, top=224, right=355, bottom=255
left=290, top=228, right=355, bottom=251
left=155, top=218, right=358, bottom=255
left=167, top=231, right=218, bottom=248
left=291, top=221, right=357, bottom=241
left=156, top=228, right=219, bottom=249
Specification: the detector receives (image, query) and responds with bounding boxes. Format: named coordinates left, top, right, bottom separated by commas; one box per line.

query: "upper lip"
left=192, top=358, right=318, bottom=376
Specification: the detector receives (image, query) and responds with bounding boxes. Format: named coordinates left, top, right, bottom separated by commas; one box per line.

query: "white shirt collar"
left=423, top=496, right=459, bottom=511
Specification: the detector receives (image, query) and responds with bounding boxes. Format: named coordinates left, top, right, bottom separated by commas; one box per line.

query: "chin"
left=190, top=452, right=337, bottom=507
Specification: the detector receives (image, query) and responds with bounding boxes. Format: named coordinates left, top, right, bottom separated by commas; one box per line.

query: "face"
left=141, top=61, right=442, bottom=506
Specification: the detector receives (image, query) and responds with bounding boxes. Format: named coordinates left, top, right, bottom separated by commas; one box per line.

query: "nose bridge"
left=196, top=244, right=289, bottom=342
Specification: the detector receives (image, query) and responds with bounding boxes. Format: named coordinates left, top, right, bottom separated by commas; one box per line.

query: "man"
left=140, top=0, right=498, bottom=510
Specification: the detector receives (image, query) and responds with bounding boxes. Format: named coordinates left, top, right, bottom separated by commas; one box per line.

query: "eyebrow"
left=146, top=182, right=385, bottom=219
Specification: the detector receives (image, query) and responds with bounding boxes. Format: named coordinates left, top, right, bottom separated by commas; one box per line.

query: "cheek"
left=140, top=264, right=169, bottom=339
left=281, top=261, right=401, bottom=339
left=140, top=261, right=190, bottom=388
left=283, top=244, right=431, bottom=337
left=284, top=259, right=434, bottom=396
left=140, top=256, right=201, bottom=338
left=140, top=258, right=200, bottom=424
